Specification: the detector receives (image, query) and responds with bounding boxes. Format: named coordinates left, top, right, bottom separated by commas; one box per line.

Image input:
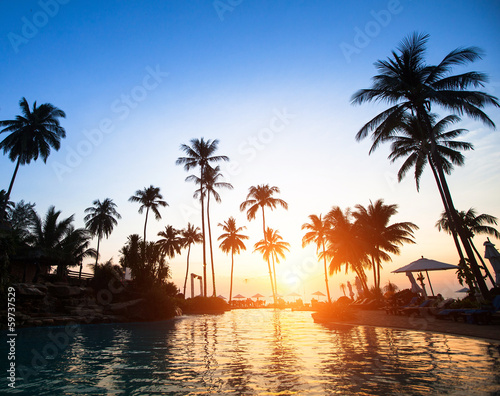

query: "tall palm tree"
left=180, top=223, right=203, bottom=298
left=353, top=199, right=418, bottom=289
left=351, top=32, right=499, bottom=298
left=84, top=198, right=121, bottom=266
left=0, top=98, right=66, bottom=218
left=218, top=217, right=248, bottom=303
left=128, top=185, right=168, bottom=252
left=436, top=208, right=499, bottom=285
left=388, top=113, right=472, bottom=264
left=187, top=165, right=233, bottom=296
left=156, top=225, right=183, bottom=259
left=324, top=206, right=370, bottom=294
left=254, top=227, right=290, bottom=302
left=240, top=184, right=288, bottom=303
left=302, top=214, right=332, bottom=304
left=176, top=138, right=229, bottom=296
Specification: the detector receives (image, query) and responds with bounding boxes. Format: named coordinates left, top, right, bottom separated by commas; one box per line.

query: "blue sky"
left=1, top=0, right=500, bottom=299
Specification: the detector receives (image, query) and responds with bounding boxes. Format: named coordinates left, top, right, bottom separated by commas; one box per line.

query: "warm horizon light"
left=1, top=1, right=499, bottom=301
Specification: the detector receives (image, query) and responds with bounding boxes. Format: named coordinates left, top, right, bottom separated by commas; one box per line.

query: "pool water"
left=2, top=309, right=499, bottom=395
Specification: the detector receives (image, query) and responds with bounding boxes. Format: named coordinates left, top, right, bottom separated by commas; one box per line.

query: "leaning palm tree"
left=187, top=165, right=233, bottom=296
left=176, top=138, right=229, bottom=297
left=388, top=114, right=472, bottom=263
left=302, top=214, right=332, bottom=304
left=128, top=185, right=168, bottom=252
left=0, top=98, right=66, bottom=218
left=180, top=223, right=203, bottom=298
left=353, top=199, right=418, bottom=290
left=351, top=32, right=499, bottom=298
left=84, top=198, right=121, bottom=266
left=437, top=208, right=499, bottom=285
left=156, top=225, right=183, bottom=259
left=218, top=217, right=248, bottom=304
left=254, top=227, right=290, bottom=303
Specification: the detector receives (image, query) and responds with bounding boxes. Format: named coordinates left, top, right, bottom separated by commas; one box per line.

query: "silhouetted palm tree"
left=437, top=208, right=499, bottom=285
left=129, top=185, right=168, bottom=252
left=180, top=223, right=203, bottom=298
left=351, top=32, right=499, bottom=298
left=218, top=217, right=248, bottom=304
left=254, top=227, right=289, bottom=302
left=157, top=225, right=183, bottom=259
left=84, top=198, right=121, bottom=266
left=302, top=214, right=332, bottom=304
left=187, top=165, right=233, bottom=296
left=176, top=138, right=229, bottom=296
left=0, top=98, right=66, bottom=218
left=324, top=206, right=370, bottom=294
left=353, top=199, right=418, bottom=289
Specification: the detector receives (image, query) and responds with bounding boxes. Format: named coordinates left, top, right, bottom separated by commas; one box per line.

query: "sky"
left=1, top=0, right=500, bottom=301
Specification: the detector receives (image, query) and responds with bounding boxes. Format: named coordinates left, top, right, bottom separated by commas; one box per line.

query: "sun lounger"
left=437, top=295, right=500, bottom=325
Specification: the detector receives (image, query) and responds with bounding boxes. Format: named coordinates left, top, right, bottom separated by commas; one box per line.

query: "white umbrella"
left=392, top=257, right=459, bottom=296
left=233, top=294, right=246, bottom=299
left=312, top=291, right=326, bottom=300
left=252, top=293, right=264, bottom=300
left=484, top=238, right=500, bottom=286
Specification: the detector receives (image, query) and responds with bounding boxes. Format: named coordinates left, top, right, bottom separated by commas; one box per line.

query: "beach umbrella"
left=392, top=257, right=459, bottom=296
left=456, top=287, right=470, bottom=293
left=233, top=294, right=246, bottom=299
left=217, top=295, right=227, bottom=300
left=252, top=293, right=264, bottom=300
left=484, top=238, right=500, bottom=286
left=312, top=291, right=326, bottom=300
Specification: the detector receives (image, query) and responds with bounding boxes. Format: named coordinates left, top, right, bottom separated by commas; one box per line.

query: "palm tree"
left=302, top=214, right=332, bottom=304
left=187, top=165, right=233, bottom=296
left=128, top=185, right=168, bottom=252
left=156, top=225, right=183, bottom=259
left=353, top=200, right=418, bottom=290
left=351, top=32, right=499, bottom=298
left=218, top=217, right=248, bottom=304
left=0, top=98, right=66, bottom=218
left=388, top=114, right=472, bottom=264
left=176, top=138, right=229, bottom=296
left=437, top=208, right=499, bottom=285
left=84, top=198, right=121, bottom=266
left=28, top=206, right=95, bottom=276
left=180, top=223, right=203, bottom=298
left=240, top=184, right=288, bottom=303
left=254, top=227, right=290, bottom=302
left=324, top=206, right=370, bottom=294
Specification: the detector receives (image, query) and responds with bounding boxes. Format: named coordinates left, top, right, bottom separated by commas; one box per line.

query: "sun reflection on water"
left=2, top=309, right=499, bottom=395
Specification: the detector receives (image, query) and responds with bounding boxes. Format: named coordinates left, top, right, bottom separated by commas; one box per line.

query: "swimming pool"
left=2, top=309, right=499, bottom=395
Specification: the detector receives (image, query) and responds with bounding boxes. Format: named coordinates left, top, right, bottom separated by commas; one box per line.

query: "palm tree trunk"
left=95, top=236, right=101, bottom=266
left=0, top=157, right=21, bottom=220
left=183, top=243, right=192, bottom=298
left=272, top=255, right=278, bottom=299
left=229, top=250, right=234, bottom=304
left=207, top=194, right=216, bottom=296
left=261, top=207, right=276, bottom=305
left=267, top=257, right=275, bottom=305
left=371, top=256, right=377, bottom=291
left=421, top=109, right=490, bottom=299
left=428, top=155, right=466, bottom=262
left=322, top=241, right=332, bottom=304
left=200, top=191, right=207, bottom=297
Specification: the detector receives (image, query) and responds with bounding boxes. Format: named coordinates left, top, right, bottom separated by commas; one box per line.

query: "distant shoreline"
left=316, top=309, right=500, bottom=342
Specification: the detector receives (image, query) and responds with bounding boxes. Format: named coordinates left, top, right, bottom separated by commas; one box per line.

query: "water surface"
left=2, top=309, right=499, bottom=395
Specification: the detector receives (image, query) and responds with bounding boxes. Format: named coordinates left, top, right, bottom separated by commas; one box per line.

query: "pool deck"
left=328, top=309, right=500, bottom=342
